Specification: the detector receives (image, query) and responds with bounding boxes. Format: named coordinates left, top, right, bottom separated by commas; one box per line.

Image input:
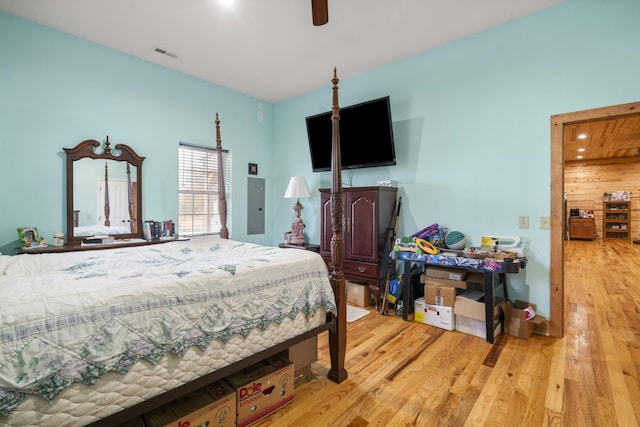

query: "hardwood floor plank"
left=544, top=336, right=566, bottom=415
left=516, top=338, right=552, bottom=427
left=254, top=241, right=640, bottom=426
left=601, top=328, right=638, bottom=426
left=385, top=328, right=445, bottom=381
left=482, top=332, right=506, bottom=368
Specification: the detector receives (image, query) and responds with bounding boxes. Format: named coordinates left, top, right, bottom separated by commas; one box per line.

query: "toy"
left=415, top=238, right=438, bottom=254
left=410, top=223, right=439, bottom=240
left=394, top=236, right=438, bottom=255
left=444, top=231, right=466, bottom=250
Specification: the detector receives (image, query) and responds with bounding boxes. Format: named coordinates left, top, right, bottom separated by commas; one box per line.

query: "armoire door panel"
left=346, top=192, right=377, bottom=263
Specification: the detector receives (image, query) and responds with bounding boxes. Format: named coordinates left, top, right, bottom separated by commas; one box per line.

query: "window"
left=178, top=143, right=231, bottom=237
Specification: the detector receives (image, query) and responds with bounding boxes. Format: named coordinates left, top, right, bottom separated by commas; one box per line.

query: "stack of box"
left=415, top=267, right=469, bottom=330
left=143, top=380, right=236, bottom=427
left=415, top=267, right=512, bottom=340
left=143, top=354, right=295, bottom=427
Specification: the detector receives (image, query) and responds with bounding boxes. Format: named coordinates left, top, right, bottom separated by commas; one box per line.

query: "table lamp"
left=284, top=176, right=311, bottom=245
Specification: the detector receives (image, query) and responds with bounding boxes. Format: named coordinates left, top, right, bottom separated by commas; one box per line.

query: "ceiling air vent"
left=153, top=47, right=178, bottom=59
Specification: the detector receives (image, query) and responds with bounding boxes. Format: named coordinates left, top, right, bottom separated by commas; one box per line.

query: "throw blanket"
left=0, top=237, right=335, bottom=416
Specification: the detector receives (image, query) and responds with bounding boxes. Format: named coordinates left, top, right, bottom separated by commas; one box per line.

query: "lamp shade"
left=284, top=176, right=311, bottom=199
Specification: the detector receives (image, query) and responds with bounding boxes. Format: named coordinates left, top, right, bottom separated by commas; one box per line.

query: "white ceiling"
left=0, top=0, right=564, bottom=103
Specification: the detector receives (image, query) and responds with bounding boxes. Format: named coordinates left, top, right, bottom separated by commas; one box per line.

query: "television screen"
left=305, top=96, right=396, bottom=172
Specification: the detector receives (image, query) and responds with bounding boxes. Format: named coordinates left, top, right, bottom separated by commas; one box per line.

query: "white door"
left=97, top=178, right=132, bottom=232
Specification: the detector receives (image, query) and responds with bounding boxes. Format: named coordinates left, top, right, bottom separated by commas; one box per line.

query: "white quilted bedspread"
left=0, top=237, right=335, bottom=426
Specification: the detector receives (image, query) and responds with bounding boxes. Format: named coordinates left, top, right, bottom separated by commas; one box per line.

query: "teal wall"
left=2, top=0, right=640, bottom=317
left=272, top=0, right=640, bottom=317
left=0, top=11, right=275, bottom=252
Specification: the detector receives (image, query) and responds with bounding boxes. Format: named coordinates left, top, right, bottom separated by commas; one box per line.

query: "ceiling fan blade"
left=311, top=0, right=328, bottom=26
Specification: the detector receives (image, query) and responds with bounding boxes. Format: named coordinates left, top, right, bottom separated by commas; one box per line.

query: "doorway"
left=549, top=101, right=640, bottom=337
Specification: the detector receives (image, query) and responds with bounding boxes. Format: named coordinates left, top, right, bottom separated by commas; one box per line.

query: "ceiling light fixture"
left=577, top=134, right=587, bottom=139
left=219, top=0, right=234, bottom=5
left=577, top=155, right=583, bottom=159
left=578, top=148, right=585, bottom=152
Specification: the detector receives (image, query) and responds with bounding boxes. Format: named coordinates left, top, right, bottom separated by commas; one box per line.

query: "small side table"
left=278, top=243, right=321, bottom=253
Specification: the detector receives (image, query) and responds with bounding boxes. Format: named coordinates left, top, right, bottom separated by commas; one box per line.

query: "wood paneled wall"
left=564, top=157, right=640, bottom=240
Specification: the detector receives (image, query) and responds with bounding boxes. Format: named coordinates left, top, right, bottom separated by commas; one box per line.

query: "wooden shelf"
left=603, top=201, right=630, bottom=240
left=17, top=238, right=178, bottom=254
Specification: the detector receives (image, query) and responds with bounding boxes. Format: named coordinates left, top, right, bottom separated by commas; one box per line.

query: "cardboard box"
left=465, top=272, right=485, bottom=285
left=289, top=336, right=318, bottom=371
left=414, top=297, right=454, bottom=330
left=504, top=300, right=545, bottom=339
left=226, top=354, right=294, bottom=427
left=453, top=291, right=505, bottom=340
left=143, top=380, right=236, bottom=427
left=424, top=281, right=460, bottom=307
left=346, top=281, right=376, bottom=307
left=420, top=276, right=468, bottom=290
left=414, top=297, right=426, bottom=323
left=422, top=266, right=466, bottom=281
left=455, top=314, right=502, bottom=339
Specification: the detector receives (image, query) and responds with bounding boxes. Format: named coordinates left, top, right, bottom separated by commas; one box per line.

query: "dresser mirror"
left=65, top=137, right=145, bottom=244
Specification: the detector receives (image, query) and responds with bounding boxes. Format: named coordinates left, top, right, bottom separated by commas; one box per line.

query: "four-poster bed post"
left=216, top=112, right=229, bottom=239
left=215, top=68, right=347, bottom=384
left=328, top=67, right=347, bottom=383
left=103, top=161, right=110, bottom=226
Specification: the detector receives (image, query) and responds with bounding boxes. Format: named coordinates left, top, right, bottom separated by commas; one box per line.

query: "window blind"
left=178, top=143, right=231, bottom=237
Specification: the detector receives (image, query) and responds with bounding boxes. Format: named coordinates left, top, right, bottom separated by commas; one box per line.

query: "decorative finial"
left=104, top=135, right=112, bottom=154
left=215, top=113, right=222, bottom=150
left=331, top=68, right=340, bottom=118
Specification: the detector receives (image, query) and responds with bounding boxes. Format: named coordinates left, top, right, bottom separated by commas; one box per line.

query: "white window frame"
left=178, top=142, right=231, bottom=237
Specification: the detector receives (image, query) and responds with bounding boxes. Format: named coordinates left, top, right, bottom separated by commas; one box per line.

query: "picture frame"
left=248, top=163, right=258, bottom=175
left=17, top=226, right=41, bottom=248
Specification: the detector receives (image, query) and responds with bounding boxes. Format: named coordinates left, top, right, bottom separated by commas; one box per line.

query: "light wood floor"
left=257, top=240, right=640, bottom=426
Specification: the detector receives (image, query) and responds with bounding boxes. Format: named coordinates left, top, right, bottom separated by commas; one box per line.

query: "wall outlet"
left=519, top=216, right=529, bottom=229
left=540, top=216, right=550, bottom=229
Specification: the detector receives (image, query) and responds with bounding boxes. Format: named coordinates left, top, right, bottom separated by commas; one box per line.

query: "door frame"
left=549, top=101, right=640, bottom=337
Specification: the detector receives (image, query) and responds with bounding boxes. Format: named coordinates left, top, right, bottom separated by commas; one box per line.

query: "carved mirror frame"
left=64, top=138, right=145, bottom=244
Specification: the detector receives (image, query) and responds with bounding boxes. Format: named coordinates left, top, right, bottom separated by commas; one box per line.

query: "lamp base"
left=290, top=234, right=305, bottom=245
left=289, top=200, right=306, bottom=245
left=290, top=219, right=305, bottom=244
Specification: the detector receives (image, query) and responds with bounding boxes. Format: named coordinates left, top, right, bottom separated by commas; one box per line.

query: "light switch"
left=519, top=216, right=529, bottom=229
left=540, top=216, right=550, bottom=229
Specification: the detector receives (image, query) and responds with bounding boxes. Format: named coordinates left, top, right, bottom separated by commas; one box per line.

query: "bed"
left=0, top=69, right=347, bottom=426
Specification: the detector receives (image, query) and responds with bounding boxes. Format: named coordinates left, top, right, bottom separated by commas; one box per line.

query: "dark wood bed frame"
left=89, top=69, right=347, bottom=426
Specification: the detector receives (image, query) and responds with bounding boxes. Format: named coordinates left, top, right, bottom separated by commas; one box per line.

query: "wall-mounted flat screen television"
left=305, top=96, right=396, bottom=172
